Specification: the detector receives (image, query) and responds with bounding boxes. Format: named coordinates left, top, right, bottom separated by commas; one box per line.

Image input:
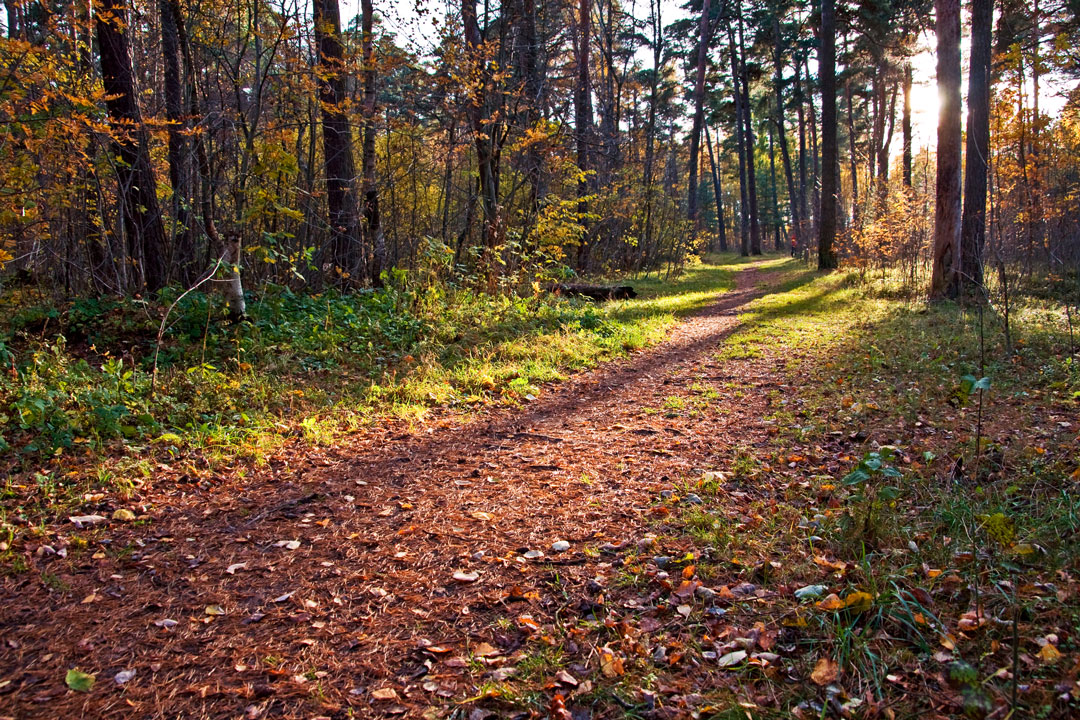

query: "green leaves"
left=842, top=448, right=902, bottom=487
left=65, top=668, right=95, bottom=692
left=955, top=374, right=991, bottom=406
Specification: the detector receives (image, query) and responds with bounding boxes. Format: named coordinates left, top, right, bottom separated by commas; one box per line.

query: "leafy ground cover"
left=0, top=256, right=743, bottom=530
left=1, top=258, right=1076, bottom=720
left=483, top=264, right=1080, bottom=718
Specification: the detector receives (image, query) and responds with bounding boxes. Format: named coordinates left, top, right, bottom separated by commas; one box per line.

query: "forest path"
left=1, top=259, right=799, bottom=719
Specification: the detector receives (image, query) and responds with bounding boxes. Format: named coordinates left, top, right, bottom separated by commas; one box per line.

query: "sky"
left=339, top=0, right=1068, bottom=157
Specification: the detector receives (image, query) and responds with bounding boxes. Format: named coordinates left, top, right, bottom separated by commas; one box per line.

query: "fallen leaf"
left=472, top=642, right=501, bottom=658
left=111, top=508, right=136, bottom=522
left=65, top=668, right=95, bottom=692
left=275, top=540, right=301, bottom=550
left=1037, top=644, right=1062, bottom=663
left=68, top=515, right=107, bottom=529
left=204, top=604, right=226, bottom=616
left=810, top=657, right=839, bottom=686
left=716, top=650, right=748, bottom=668
left=843, top=591, right=874, bottom=613
left=599, top=647, right=625, bottom=677
left=489, top=667, right=515, bottom=681
left=372, top=688, right=399, bottom=701
left=453, top=571, right=479, bottom=583
left=816, top=593, right=846, bottom=611
left=226, top=563, right=247, bottom=575
left=114, top=669, right=135, bottom=685
left=555, top=670, right=578, bottom=687
left=470, top=511, right=494, bottom=521
left=794, top=584, right=828, bottom=600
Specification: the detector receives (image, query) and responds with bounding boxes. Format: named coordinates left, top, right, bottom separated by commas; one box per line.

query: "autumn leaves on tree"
left=0, top=0, right=1077, bottom=302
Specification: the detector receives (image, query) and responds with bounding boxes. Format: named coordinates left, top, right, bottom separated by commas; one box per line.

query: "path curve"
left=1, top=260, right=789, bottom=719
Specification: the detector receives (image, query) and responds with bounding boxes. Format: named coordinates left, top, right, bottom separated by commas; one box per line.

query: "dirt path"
left=1, top=261, right=793, bottom=719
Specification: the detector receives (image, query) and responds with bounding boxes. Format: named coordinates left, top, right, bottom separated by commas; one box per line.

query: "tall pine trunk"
left=574, top=0, right=594, bottom=270
left=960, top=0, right=993, bottom=289
left=686, top=0, right=711, bottom=231
left=902, top=63, right=912, bottom=187
left=160, top=0, right=192, bottom=281
left=930, top=0, right=962, bottom=299
left=95, top=0, right=168, bottom=291
left=817, top=0, right=838, bottom=269
left=739, top=14, right=761, bottom=255
left=705, top=123, right=728, bottom=251
left=360, top=0, right=384, bottom=283
left=730, top=29, right=750, bottom=256
left=462, top=0, right=501, bottom=286
left=313, top=0, right=360, bottom=282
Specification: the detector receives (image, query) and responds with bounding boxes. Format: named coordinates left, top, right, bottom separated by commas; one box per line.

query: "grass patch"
left=0, top=254, right=744, bottom=525
left=584, top=264, right=1080, bottom=718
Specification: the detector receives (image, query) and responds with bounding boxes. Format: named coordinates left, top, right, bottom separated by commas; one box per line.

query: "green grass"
left=464, top=262, right=1076, bottom=718
left=0, top=253, right=746, bottom=523
left=642, top=263, right=1080, bottom=717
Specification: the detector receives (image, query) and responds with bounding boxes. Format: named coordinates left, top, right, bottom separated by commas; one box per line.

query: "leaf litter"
left=3, top=262, right=1079, bottom=719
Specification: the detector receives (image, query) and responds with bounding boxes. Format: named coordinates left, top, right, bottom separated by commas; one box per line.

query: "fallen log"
left=556, top=283, right=637, bottom=301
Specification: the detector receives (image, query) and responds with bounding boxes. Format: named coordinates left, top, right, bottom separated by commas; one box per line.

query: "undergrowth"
left=0, top=255, right=744, bottom=524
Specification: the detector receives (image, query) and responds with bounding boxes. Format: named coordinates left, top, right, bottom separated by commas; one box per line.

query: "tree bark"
left=705, top=123, right=728, bottom=251
left=729, top=28, right=750, bottom=256
left=738, top=13, right=761, bottom=255
left=960, top=0, right=993, bottom=289
left=930, top=0, right=962, bottom=299
left=95, top=0, right=169, bottom=292
left=686, top=0, right=711, bottom=231
left=794, top=56, right=810, bottom=238
left=902, top=62, right=912, bottom=187
left=773, top=17, right=801, bottom=251
left=160, top=0, right=192, bottom=281
left=313, top=0, right=361, bottom=282
left=462, top=0, right=501, bottom=285
left=360, top=0, right=384, bottom=284
left=574, top=0, right=594, bottom=270
left=817, top=0, right=838, bottom=270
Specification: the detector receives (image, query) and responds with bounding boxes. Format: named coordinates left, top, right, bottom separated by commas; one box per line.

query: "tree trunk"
left=160, top=0, right=192, bottom=281
left=313, top=0, right=360, bottom=282
left=462, top=0, right=501, bottom=285
left=768, top=121, right=781, bottom=250
left=739, top=14, right=761, bottom=255
left=686, top=0, right=711, bottom=231
left=806, top=54, right=820, bottom=232
left=902, top=63, right=912, bottom=187
left=574, top=0, right=594, bottom=270
left=930, top=0, right=962, bottom=299
left=705, top=123, right=728, bottom=251
left=519, top=0, right=542, bottom=223
left=94, top=0, right=169, bottom=292
left=773, top=18, right=801, bottom=250
left=794, top=56, right=809, bottom=245
left=817, top=0, right=838, bottom=269
left=729, top=29, right=750, bottom=256
left=845, top=65, right=860, bottom=231
left=960, top=0, right=993, bottom=289
left=360, top=0, right=384, bottom=284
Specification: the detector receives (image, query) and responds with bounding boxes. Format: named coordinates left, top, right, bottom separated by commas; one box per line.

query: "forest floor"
left=2, top=258, right=1078, bottom=720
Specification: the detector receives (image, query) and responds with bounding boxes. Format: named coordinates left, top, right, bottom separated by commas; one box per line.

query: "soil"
left=0, top=262, right=790, bottom=719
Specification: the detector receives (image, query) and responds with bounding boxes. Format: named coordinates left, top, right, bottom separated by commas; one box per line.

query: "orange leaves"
left=816, top=590, right=874, bottom=613
left=598, top=646, right=625, bottom=678
left=810, top=657, right=839, bottom=686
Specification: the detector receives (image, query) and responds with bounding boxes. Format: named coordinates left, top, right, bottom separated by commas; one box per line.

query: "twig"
left=150, top=255, right=226, bottom=398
